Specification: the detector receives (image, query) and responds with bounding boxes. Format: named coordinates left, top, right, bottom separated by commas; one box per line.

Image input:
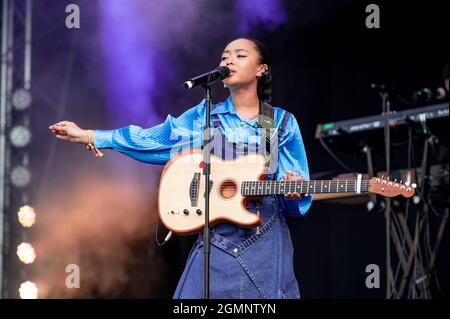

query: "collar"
left=211, top=96, right=237, bottom=115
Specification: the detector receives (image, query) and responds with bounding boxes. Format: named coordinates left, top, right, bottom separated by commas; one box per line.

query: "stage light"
left=17, top=242, right=36, bottom=264
left=9, top=125, right=32, bottom=148
left=12, top=88, right=32, bottom=111
left=18, top=205, right=36, bottom=228
left=10, top=166, right=31, bottom=187
left=19, top=281, right=38, bottom=299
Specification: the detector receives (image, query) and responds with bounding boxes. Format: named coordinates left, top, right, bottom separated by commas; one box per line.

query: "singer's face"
left=220, top=39, right=266, bottom=89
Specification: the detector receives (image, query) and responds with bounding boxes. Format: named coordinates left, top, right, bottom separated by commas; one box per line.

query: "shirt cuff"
left=283, top=194, right=313, bottom=217
left=93, top=130, right=114, bottom=149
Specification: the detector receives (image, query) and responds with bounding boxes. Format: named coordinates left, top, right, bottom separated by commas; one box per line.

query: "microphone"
left=184, top=66, right=230, bottom=89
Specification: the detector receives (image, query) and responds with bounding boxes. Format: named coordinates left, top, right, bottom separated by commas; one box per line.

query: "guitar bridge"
left=190, top=172, right=214, bottom=206
left=190, top=173, right=200, bottom=207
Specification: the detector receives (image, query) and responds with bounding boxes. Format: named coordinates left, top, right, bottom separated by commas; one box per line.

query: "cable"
left=400, top=123, right=449, bottom=298
left=395, top=92, right=418, bottom=105
left=410, top=210, right=421, bottom=298
left=425, top=202, right=449, bottom=298
left=392, top=125, right=429, bottom=298
left=415, top=125, right=447, bottom=219
left=413, top=182, right=448, bottom=218
left=391, top=135, right=420, bottom=147
left=318, top=136, right=353, bottom=172
left=389, top=207, right=405, bottom=298
left=392, top=126, right=416, bottom=298
left=391, top=203, right=411, bottom=295
left=155, top=218, right=173, bottom=247
left=416, top=229, right=430, bottom=298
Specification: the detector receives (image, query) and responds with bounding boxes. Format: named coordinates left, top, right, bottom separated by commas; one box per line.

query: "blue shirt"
left=93, top=96, right=312, bottom=217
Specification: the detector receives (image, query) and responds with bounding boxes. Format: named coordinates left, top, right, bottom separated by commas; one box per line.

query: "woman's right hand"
left=49, top=121, right=90, bottom=144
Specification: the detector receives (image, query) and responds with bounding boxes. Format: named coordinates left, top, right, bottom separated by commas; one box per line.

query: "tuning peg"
left=399, top=180, right=403, bottom=184
left=381, top=175, right=385, bottom=179
left=411, top=183, right=417, bottom=189
left=405, top=181, right=410, bottom=186
left=387, top=176, right=390, bottom=181
left=394, top=179, right=397, bottom=182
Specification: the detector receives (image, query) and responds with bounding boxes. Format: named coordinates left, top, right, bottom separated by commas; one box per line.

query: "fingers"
left=284, top=192, right=302, bottom=200
left=55, top=134, right=70, bottom=141
left=50, top=127, right=67, bottom=135
left=49, top=122, right=69, bottom=140
left=49, top=125, right=65, bottom=130
left=49, top=121, right=71, bottom=130
left=283, top=171, right=306, bottom=181
left=49, top=126, right=66, bottom=131
left=285, top=171, right=295, bottom=178
left=283, top=172, right=306, bottom=200
left=49, top=121, right=72, bottom=136
left=284, top=192, right=310, bottom=200
left=56, top=120, right=70, bottom=126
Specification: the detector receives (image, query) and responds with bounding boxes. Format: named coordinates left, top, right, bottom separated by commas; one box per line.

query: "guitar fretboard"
left=240, top=180, right=369, bottom=196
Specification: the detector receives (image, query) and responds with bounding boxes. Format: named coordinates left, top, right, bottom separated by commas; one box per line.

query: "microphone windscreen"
left=217, top=66, right=230, bottom=79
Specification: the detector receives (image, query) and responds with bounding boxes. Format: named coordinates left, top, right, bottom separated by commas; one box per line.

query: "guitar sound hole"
left=220, top=179, right=237, bottom=199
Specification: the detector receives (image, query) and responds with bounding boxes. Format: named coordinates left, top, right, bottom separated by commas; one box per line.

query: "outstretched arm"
left=49, top=100, right=206, bottom=165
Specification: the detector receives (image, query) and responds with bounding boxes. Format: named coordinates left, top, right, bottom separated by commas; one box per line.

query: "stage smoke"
left=32, top=170, right=165, bottom=298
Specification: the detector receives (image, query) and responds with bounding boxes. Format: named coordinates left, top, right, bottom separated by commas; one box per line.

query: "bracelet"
left=85, top=130, right=104, bottom=157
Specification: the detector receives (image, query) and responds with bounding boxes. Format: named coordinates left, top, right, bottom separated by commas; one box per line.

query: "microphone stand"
left=380, top=89, right=393, bottom=298
left=201, top=80, right=213, bottom=299
left=372, top=83, right=395, bottom=298
left=184, top=67, right=228, bottom=299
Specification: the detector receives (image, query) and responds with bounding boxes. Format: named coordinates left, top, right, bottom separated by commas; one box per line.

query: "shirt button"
left=240, top=122, right=245, bottom=126
left=233, top=248, right=238, bottom=253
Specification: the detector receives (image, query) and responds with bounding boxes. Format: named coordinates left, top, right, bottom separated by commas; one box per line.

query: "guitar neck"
left=241, top=179, right=369, bottom=196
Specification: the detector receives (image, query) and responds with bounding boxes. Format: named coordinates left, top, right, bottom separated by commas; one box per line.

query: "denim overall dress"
left=173, top=108, right=301, bottom=299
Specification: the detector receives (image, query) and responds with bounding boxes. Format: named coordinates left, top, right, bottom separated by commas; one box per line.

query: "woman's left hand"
left=282, top=171, right=309, bottom=200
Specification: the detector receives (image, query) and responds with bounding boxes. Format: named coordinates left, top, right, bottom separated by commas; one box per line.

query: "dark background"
left=4, top=0, right=448, bottom=298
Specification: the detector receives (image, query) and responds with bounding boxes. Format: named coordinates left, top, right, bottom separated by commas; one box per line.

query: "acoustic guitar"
left=158, top=149, right=415, bottom=235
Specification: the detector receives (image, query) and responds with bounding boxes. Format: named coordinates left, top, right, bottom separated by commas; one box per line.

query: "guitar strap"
left=258, top=101, right=274, bottom=163
left=259, top=102, right=291, bottom=179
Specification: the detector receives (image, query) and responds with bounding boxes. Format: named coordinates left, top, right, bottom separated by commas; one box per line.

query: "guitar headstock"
left=368, top=176, right=416, bottom=198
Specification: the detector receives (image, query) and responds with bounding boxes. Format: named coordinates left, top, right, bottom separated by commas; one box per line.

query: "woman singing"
left=49, top=38, right=312, bottom=299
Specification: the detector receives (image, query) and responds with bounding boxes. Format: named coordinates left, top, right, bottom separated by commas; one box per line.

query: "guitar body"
left=158, top=149, right=266, bottom=235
